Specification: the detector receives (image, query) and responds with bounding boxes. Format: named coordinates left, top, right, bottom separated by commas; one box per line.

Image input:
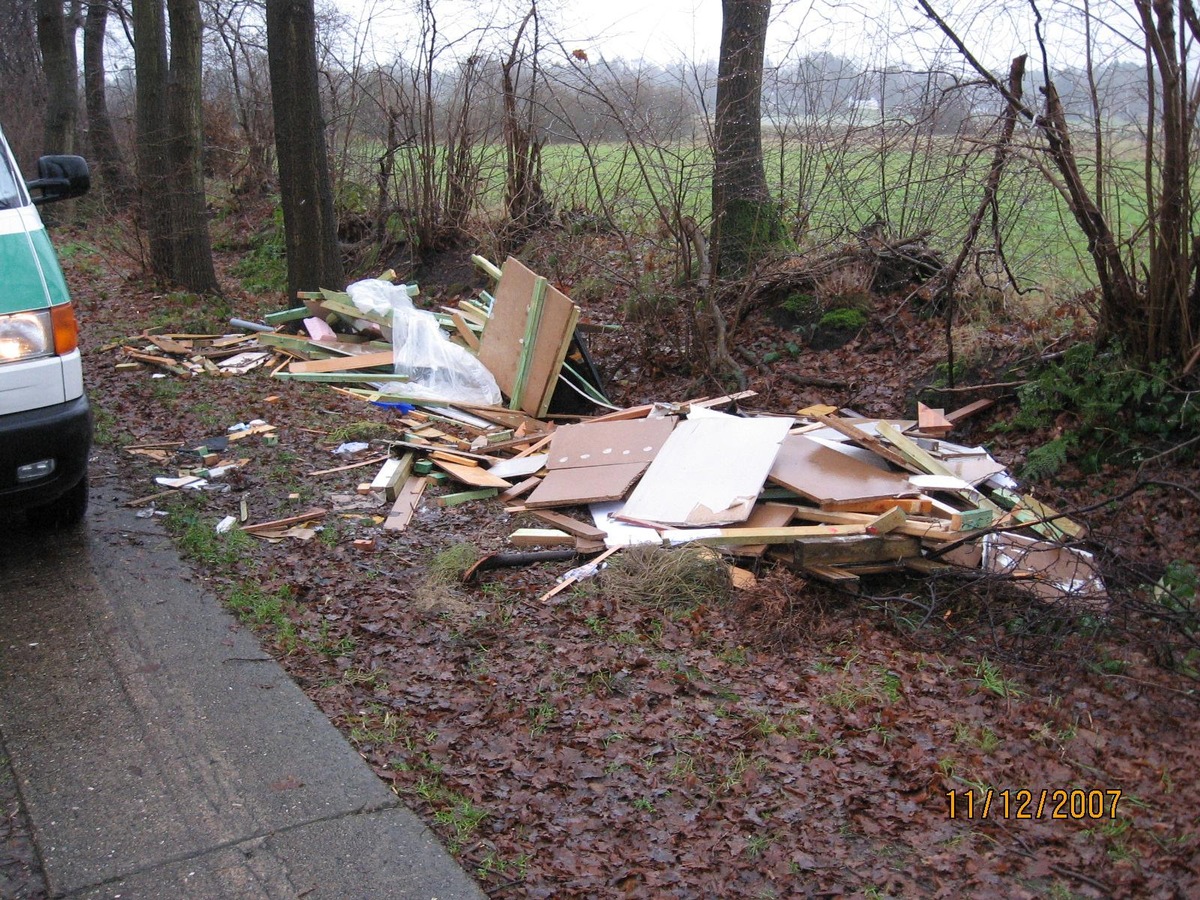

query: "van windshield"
left=0, top=144, right=24, bottom=210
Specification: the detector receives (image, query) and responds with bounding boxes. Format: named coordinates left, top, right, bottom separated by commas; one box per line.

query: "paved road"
left=0, top=482, right=485, bottom=900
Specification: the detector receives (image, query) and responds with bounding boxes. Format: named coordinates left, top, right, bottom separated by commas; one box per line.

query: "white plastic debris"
left=333, top=441, right=370, bottom=456
left=215, top=515, right=238, bottom=534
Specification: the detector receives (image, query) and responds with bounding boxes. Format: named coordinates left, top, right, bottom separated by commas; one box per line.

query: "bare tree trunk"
left=37, top=0, right=78, bottom=155
left=266, top=0, right=344, bottom=300
left=165, top=0, right=218, bottom=293
left=502, top=3, right=550, bottom=247
left=710, top=0, right=785, bottom=278
left=84, top=1, right=130, bottom=197
left=134, top=0, right=174, bottom=275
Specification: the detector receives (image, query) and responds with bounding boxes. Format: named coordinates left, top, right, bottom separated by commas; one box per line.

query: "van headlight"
left=0, top=310, right=54, bottom=362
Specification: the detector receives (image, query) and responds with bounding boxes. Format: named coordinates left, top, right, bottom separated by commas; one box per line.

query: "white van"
left=0, top=123, right=92, bottom=527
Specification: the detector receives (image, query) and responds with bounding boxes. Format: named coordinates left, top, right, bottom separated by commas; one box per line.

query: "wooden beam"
left=509, top=275, right=548, bottom=410
left=527, top=509, right=607, bottom=542
left=288, top=350, right=396, bottom=374
left=660, top=524, right=868, bottom=546
left=384, top=475, right=427, bottom=531
left=370, top=453, right=415, bottom=500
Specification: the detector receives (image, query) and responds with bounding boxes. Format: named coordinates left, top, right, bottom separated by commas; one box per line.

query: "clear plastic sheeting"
left=346, top=279, right=501, bottom=406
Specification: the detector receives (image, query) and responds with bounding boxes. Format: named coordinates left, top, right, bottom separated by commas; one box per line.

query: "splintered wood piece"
left=811, top=414, right=916, bottom=473
left=917, top=402, right=953, bottom=434
left=384, top=475, right=427, bottom=531
left=241, top=508, right=327, bottom=534
left=792, top=534, right=922, bottom=568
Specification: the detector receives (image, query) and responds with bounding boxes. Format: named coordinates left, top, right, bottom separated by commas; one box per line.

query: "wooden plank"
left=241, top=508, right=327, bottom=534
left=433, top=459, right=511, bottom=489
left=802, top=565, right=861, bottom=590
left=822, top=497, right=932, bottom=515
left=289, top=350, right=396, bottom=374
left=716, top=501, right=796, bottom=558
left=450, top=313, right=481, bottom=351
left=264, top=306, right=310, bottom=325
left=944, top=398, right=996, bottom=424
left=790, top=507, right=960, bottom=541
left=509, top=528, right=575, bottom=548
left=384, top=475, right=427, bottom=531
left=792, top=534, right=922, bottom=567
left=436, top=488, right=498, bottom=507
left=498, top=476, right=541, bottom=503
left=659, top=524, right=868, bottom=546
left=454, top=301, right=489, bottom=327
left=370, top=453, right=415, bottom=500
left=471, top=254, right=503, bottom=281
left=527, top=509, right=607, bottom=542
left=273, top=371, right=411, bottom=384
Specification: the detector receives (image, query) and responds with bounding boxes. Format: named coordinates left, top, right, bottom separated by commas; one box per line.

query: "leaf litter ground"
left=37, top=227, right=1200, bottom=898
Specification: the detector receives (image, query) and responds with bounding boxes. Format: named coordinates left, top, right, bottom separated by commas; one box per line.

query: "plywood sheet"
left=768, top=434, right=912, bottom=504
left=545, top=418, right=676, bottom=470
left=525, top=462, right=648, bottom=508
left=476, top=256, right=579, bottom=417
left=620, top=412, right=792, bottom=527
left=522, top=417, right=676, bottom=508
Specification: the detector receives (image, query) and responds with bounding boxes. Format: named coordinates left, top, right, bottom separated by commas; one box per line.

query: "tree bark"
left=710, top=0, right=786, bottom=278
left=165, top=0, right=218, bottom=292
left=133, top=0, right=174, bottom=274
left=84, top=1, right=130, bottom=197
left=266, top=0, right=344, bottom=300
left=36, top=0, right=78, bottom=155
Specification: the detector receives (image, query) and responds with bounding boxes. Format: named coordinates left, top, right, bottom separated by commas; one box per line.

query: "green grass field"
left=338, top=134, right=1157, bottom=296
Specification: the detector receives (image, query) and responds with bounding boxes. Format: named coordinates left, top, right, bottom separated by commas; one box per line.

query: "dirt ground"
left=8, top=220, right=1200, bottom=898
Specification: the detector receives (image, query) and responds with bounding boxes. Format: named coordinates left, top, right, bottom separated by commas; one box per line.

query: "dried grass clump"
left=601, top=544, right=732, bottom=610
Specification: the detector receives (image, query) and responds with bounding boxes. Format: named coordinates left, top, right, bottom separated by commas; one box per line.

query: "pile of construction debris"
left=116, top=253, right=1102, bottom=607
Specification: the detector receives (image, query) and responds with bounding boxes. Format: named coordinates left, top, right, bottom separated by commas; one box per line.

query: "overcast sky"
left=330, top=0, right=1141, bottom=71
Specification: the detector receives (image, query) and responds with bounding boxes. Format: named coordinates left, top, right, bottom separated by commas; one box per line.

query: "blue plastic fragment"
left=370, top=401, right=415, bottom=413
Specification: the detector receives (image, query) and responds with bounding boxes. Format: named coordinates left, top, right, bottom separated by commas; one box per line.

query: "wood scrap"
left=383, top=475, right=427, bottom=531
left=241, top=508, right=327, bottom=534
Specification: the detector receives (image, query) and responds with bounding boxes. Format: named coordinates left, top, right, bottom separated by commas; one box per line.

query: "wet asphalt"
left=0, top=481, right=484, bottom=899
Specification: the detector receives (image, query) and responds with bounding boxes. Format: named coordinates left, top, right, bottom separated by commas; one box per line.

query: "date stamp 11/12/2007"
left=946, top=788, right=1122, bottom=820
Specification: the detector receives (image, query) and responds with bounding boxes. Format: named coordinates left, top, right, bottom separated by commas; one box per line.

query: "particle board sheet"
left=524, top=417, right=676, bottom=509
left=768, top=433, right=913, bottom=504
left=476, top=256, right=580, bottom=417
left=620, top=411, right=793, bottom=527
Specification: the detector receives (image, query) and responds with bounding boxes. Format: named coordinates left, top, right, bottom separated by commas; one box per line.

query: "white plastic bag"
left=346, top=279, right=501, bottom=406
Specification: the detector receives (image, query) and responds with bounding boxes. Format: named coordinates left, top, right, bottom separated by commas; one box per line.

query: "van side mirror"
left=27, top=155, right=90, bottom=205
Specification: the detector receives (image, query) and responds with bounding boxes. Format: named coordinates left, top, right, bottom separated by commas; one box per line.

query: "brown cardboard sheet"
left=768, top=433, right=913, bottom=503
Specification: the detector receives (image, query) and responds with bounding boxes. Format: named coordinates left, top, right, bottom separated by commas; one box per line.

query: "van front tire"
left=24, top=475, right=88, bottom=529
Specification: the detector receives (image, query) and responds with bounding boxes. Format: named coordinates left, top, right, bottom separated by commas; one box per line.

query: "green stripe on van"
left=0, top=227, right=70, bottom=314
